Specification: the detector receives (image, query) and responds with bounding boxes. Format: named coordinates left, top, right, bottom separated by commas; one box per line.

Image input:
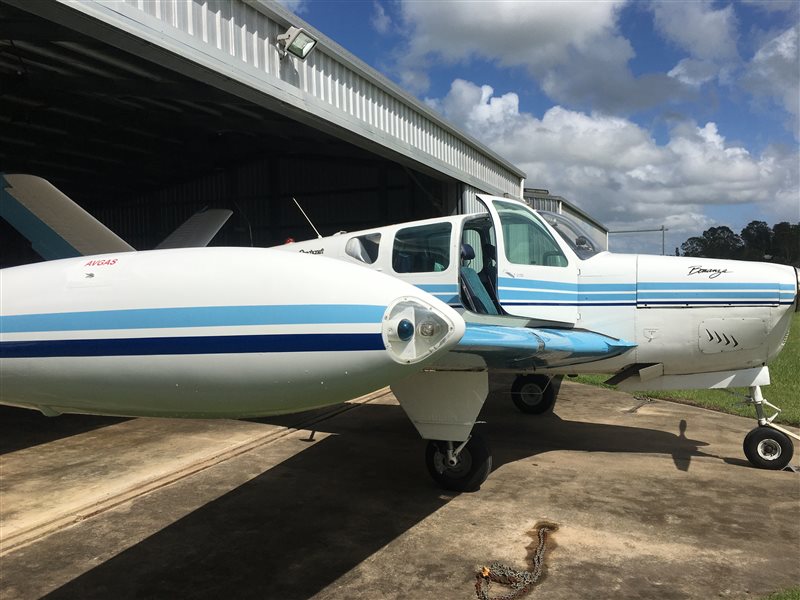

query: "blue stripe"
left=639, top=299, right=792, bottom=306
left=0, top=333, right=384, bottom=358
left=638, top=291, right=779, bottom=300
left=1, top=174, right=81, bottom=260
left=499, top=278, right=578, bottom=291
left=502, top=301, right=636, bottom=307
left=1, top=305, right=386, bottom=334
left=639, top=282, right=787, bottom=290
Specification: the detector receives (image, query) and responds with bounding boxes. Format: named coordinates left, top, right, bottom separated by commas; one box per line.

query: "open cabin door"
left=480, top=196, right=579, bottom=325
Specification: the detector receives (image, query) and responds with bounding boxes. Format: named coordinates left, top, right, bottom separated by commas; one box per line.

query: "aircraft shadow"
left=39, top=398, right=718, bottom=600
left=0, top=405, right=128, bottom=455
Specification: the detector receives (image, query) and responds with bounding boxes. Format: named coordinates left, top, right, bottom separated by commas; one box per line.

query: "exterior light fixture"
left=276, top=26, right=317, bottom=60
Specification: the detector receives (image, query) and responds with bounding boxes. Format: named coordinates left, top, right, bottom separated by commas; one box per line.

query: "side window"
left=496, top=201, right=567, bottom=267
left=345, top=233, right=381, bottom=264
left=392, top=223, right=452, bottom=273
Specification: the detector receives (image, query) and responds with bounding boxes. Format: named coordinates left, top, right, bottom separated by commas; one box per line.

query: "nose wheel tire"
left=425, top=434, right=492, bottom=492
left=511, top=375, right=556, bottom=414
left=743, top=426, right=794, bottom=470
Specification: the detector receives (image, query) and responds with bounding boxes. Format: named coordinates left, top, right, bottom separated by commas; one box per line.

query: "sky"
left=277, top=0, right=799, bottom=254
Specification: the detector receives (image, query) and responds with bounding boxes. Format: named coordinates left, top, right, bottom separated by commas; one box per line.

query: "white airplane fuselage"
left=0, top=247, right=464, bottom=418
left=280, top=195, right=798, bottom=386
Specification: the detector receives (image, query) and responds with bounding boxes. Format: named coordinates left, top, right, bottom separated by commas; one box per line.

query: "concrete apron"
left=0, top=382, right=798, bottom=600
left=0, top=390, right=384, bottom=554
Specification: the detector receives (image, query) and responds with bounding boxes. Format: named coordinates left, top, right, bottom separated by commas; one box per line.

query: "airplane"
left=1, top=174, right=798, bottom=492
left=276, top=192, right=799, bottom=486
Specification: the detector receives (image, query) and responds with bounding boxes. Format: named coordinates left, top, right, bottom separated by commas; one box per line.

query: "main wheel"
left=425, top=434, right=492, bottom=492
left=743, top=426, right=794, bottom=470
left=511, top=375, right=556, bottom=414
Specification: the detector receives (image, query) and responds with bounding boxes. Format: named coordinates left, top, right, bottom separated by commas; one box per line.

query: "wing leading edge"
left=454, top=322, right=636, bottom=369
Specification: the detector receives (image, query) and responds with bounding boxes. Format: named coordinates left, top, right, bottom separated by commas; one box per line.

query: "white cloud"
left=371, top=2, right=391, bottom=34
left=396, top=0, right=686, bottom=112
left=742, top=26, right=800, bottom=137
left=652, top=1, right=739, bottom=61
left=432, top=79, right=799, bottom=245
left=668, top=58, right=719, bottom=87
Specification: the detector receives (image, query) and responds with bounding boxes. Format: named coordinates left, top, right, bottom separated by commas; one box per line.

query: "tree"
left=681, top=226, right=743, bottom=259
left=771, top=222, right=800, bottom=265
left=681, top=236, right=707, bottom=257
left=740, top=221, right=772, bottom=260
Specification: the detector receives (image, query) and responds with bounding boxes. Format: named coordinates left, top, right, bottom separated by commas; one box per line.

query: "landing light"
left=382, top=298, right=457, bottom=364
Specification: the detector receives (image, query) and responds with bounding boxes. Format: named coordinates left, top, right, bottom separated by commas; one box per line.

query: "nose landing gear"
left=743, top=386, right=797, bottom=471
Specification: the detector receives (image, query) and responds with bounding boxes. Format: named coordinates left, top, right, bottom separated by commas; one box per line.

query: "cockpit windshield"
left=539, top=211, right=604, bottom=259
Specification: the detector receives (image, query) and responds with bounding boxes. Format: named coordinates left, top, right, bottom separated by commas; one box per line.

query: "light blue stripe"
left=1, top=305, right=386, bottom=333
left=416, top=284, right=458, bottom=293
left=639, top=282, right=784, bottom=290
left=638, top=291, right=778, bottom=300
left=499, top=278, right=578, bottom=291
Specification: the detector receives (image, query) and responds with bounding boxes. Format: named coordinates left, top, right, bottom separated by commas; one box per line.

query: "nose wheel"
left=743, top=427, right=794, bottom=470
left=743, top=386, right=797, bottom=471
left=425, top=434, right=492, bottom=492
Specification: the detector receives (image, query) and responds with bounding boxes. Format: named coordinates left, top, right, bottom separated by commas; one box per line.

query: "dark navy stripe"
left=633, top=301, right=787, bottom=307
left=501, top=302, right=636, bottom=307
left=0, top=333, right=384, bottom=358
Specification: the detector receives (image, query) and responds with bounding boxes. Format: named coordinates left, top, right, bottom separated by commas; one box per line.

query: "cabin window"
left=495, top=201, right=568, bottom=267
left=345, top=233, right=381, bottom=264
left=392, top=223, right=451, bottom=273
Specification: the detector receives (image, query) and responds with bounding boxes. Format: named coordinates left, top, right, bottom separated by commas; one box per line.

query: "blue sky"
left=279, top=0, right=799, bottom=254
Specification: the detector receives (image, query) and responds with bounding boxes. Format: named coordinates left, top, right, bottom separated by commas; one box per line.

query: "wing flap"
left=454, top=323, right=635, bottom=369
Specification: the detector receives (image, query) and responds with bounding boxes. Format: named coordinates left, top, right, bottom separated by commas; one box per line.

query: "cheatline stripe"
left=0, top=304, right=387, bottom=334
left=0, top=333, right=385, bottom=358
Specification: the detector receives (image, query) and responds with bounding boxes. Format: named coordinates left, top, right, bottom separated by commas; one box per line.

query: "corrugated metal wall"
left=90, top=156, right=448, bottom=250
left=57, top=0, right=523, bottom=198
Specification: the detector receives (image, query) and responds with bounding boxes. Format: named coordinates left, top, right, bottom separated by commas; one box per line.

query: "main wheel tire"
left=511, top=375, right=556, bottom=414
left=743, top=426, right=794, bottom=470
left=425, top=434, right=492, bottom=492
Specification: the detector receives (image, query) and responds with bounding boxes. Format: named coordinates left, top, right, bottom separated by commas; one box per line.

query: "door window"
left=495, top=201, right=567, bottom=267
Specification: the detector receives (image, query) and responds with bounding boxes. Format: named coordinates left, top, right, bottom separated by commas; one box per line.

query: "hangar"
left=0, top=0, right=525, bottom=267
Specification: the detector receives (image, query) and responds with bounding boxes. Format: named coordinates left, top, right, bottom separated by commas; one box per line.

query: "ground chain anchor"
left=475, top=522, right=558, bottom=600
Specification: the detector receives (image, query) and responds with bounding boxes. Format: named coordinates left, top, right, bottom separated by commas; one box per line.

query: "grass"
left=575, top=312, right=800, bottom=426
left=761, top=589, right=800, bottom=600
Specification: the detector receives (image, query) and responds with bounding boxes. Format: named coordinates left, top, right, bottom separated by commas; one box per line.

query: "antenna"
left=292, top=197, right=322, bottom=239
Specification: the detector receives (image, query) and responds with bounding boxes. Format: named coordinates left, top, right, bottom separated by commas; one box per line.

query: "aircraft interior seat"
left=460, top=243, right=500, bottom=315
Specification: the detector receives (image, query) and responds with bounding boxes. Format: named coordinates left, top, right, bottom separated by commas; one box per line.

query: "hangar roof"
left=0, top=0, right=524, bottom=202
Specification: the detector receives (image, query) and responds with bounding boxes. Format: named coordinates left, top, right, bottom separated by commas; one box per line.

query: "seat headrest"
left=461, top=243, right=475, bottom=261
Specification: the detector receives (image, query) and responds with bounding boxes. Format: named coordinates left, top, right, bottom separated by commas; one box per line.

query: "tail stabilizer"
left=1, top=173, right=134, bottom=259
left=156, top=209, right=233, bottom=250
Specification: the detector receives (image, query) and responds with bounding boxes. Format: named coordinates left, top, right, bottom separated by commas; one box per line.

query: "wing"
left=1, top=173, right=134, bottom=259
left=450, top=322, right=636, bottom=369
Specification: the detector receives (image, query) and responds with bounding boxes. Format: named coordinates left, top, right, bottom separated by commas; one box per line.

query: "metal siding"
left=64, top=0, right=523, bottom=198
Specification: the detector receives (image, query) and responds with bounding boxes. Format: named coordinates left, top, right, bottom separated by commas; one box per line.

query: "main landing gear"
left=510, top=374, right=560, bottom=414
left=425, top=434, right=492, bottom=492
left=743, top=386, right=796, bottom=470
